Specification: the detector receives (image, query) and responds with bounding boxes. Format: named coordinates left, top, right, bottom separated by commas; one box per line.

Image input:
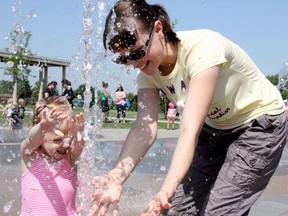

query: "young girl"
left=90, top=1, right=288, bottom=216
left=166, top=102, right=177, bottom=130
left=21, top=96, right=84, bottom=216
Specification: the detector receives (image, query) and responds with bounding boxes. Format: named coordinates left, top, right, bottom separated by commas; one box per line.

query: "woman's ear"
left=154, top=20, right=163, bottom=33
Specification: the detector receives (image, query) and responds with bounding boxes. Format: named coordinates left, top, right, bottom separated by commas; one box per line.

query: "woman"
left=44, top=81, right=58, bottom=99
left=115, top=84, right=127, bottom=123
left=100, top=81, right=110, bottom=123
left=91, top=1, right=288, bottom=215
left=62, top=79, right=75, bottom=107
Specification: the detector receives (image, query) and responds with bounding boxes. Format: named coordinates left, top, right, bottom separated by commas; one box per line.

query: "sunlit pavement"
left=98, top=129, right=288, bottom=216
left=0, top=128, right=287, bottom=215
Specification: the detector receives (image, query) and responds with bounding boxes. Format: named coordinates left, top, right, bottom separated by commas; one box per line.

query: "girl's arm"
left=70, top=113, right=85, bottom=159
left=21, top=108, right=64, bottom=159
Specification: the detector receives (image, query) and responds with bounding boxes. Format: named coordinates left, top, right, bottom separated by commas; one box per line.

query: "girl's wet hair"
left=32, top=96, right=74, bottom=126
left=103, top=0, right=179, bottom=51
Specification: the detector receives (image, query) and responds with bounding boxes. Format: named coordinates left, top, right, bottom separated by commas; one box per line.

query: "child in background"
left=5, top=99, right=15, bottom=131
left=166, top=102, right=177, bottom=130
left=18, top=98, right=26, bottom=130
left=21, top=96, right=84, bottom=216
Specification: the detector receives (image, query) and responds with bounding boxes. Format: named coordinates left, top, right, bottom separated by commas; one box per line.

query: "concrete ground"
left=98, top=128, right=180, bottom=141
left=98, top=128, right=288, bottom=216
left=0, top=128, right=287, bottom=215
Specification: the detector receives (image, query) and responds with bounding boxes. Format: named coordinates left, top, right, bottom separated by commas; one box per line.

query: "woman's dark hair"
left=116, top=84, right=124, bottom=92
left=48, top=81, right=58, bottom=87
left=103, top=0, right=179, bottom=51
left=62, top=79, right=70, bottom=85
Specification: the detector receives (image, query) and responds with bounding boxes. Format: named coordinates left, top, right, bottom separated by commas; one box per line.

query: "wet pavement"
left=0, top=128, right=287, bottom=215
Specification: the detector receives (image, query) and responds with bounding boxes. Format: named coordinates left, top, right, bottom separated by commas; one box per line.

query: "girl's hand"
left=74, top=112, right=85, bottom=133
left=141, top=190, right=171, bottom=216
left=70, top=113, right=84, bottom=143
left=90, top=175, right=122, bottom=216
left=39, top=108, right=66, bottom=132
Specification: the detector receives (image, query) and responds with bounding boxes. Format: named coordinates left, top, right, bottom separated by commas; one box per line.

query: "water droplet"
left=3, top=200, right=14, bottom=213
left=149, top=152, right=156, bottom=158
left=138, top=102, right=145, bottom=109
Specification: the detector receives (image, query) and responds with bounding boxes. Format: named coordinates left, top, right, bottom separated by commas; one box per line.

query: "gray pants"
left=162, top=113, right=288, bottom=216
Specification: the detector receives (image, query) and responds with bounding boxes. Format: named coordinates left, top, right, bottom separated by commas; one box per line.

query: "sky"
left=1, top=0, right=288, bottom=95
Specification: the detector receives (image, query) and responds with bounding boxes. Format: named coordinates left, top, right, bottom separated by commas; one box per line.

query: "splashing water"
left=76, top=0, right=110, bottom=215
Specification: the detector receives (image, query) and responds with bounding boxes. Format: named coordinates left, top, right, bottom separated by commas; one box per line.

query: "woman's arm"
left=109, top=88, right=160, bottom=183
left=162, top=65, right=220, bottom=199
left=103, top=88, right=109, bottom=98
left=91, top=88, right=160, bottom=215
left=141, top=65, right=220, bottom=215
left=44, top=92, right=49, bottom=98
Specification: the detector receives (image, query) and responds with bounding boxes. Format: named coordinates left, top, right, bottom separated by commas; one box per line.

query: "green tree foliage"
left=266, top=74, right=288, bottom=99
left=126, top=92, right=137, bottom=111
left=74, top=84, right=95, bottom=107
left=266, top=74, right=278, bottom=85
left=31, top=81, right=40, bottom=99
left=2, top=27, right=34, bottom=100
left=0, top=80, right=13, bottom=94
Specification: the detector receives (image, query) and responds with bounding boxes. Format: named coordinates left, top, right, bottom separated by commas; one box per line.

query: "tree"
left=266, top=74, right=288, bottom=100
left=0, top=80, right=14, bottom=94
left=2, top=26, right=34, bottom=103
left=266, top=74, right=278, bottom=86
left=126, top=92, right=136, bottom=111
left=74, top=83, right=95, bottom=107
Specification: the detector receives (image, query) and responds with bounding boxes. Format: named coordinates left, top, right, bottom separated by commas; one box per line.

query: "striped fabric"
left=21, top=153, right=77, bottom=216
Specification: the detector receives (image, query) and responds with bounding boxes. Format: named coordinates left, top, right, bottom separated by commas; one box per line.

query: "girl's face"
left=41, top=115, right=73, bottom=160
left=115, top=21, right=165, bottom=76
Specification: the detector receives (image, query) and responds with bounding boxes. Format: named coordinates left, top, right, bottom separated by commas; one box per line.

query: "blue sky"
left=1, top=0, right=288, bottom=94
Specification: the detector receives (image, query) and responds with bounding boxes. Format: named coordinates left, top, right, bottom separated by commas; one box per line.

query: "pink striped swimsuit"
left=21, top=153, right=77, bottom=216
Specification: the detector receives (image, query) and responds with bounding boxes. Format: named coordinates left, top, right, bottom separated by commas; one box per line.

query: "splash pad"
left=1, top=0, right=288, bottom=215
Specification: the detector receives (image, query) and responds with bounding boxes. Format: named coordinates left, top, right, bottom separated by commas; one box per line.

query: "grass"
left=0, top=105, right=179, bottom=130
left=101, top=109, right=179, bottom=129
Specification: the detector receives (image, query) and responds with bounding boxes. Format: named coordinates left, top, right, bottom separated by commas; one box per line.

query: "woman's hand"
left=141, top=190, right=171, bottom=216
left=90, top=175, right=122, bottom=216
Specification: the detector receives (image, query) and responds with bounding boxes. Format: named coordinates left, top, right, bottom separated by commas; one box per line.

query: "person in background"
left=44, top=81, right=58, bottom=99
left=90, top=1, right=288, bottom=216
left=166, top=102, right=177, bottom=130
left=21, top=96, right=84, bottom=215
left=0, top=104, right=5, bottom=115
left=62, top=79, right=75, bottom=107
left=115, top=84, right=127, bottom=123
left=18, top=98, right=26, bottom=130
left=100, top=81, right=110, bottom=123
left=3, top=98, right=14, bottom=131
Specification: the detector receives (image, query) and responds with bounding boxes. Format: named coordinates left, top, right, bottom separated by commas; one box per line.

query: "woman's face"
left=115, top=21, right=164, bottom=76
